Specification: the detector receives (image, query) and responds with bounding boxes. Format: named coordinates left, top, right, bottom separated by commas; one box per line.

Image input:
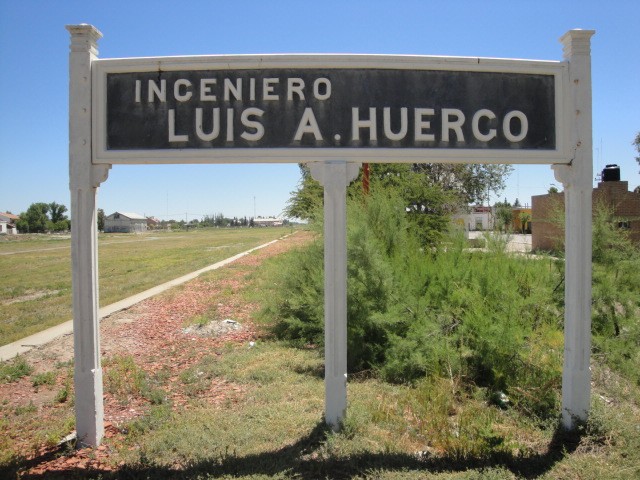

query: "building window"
left=617, top=220, right=630, bottom=230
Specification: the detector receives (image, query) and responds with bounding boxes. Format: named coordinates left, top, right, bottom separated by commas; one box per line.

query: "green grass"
left=72, top=341, right=640, bottom=479
left=119, top=246, right=636, bottom=479
left=0, top=227, right=292, bottom=345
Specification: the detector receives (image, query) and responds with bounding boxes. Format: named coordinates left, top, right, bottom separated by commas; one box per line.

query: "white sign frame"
left=67, top=24, right=595, bottom=448
left=92, top=54, right=570, bottom=165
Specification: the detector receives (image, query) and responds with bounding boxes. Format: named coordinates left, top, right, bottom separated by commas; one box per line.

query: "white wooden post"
left=553, top=29, right=595, bottom=429
left=309, top=161, right=360, bottom=430
left=67, top=24, right=111, bottom=447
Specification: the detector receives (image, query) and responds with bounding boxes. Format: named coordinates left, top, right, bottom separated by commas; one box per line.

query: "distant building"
left=532, top=165, right=640, bottom=251
left=253, top=217, right=284, bottom=227
left=511, top=207, right=532, bottom=234
left=452, top=206, right=494, bottom=231
left=104, top=212, right=147, bottom=233
left=146, top=216, right=161, bottom=229
left=0, top=212, right=19, bottom=235
left=453, top=205, right=532, bottom=233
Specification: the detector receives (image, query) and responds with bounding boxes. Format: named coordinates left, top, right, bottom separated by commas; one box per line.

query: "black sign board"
left=105, top=69, right=555, bottom=151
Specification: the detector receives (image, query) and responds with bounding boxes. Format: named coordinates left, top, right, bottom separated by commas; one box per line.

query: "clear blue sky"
left=1, top=0, right=638, bottom=220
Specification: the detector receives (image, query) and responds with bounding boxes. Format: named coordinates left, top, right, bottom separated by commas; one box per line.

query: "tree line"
left=14, top=204, right=278, bottom=234
left=286, top=162, right=513, bottom=245
left=635, top=130, right=640, bottom=185
left=199, top=214, right=253, bottom=228
left=15, top=202, right=70, bottom=233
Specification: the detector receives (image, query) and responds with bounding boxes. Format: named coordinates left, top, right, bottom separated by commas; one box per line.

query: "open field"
left=1, top=232, right=639, bottom=479
left=0, top=227, right=293, bottom=345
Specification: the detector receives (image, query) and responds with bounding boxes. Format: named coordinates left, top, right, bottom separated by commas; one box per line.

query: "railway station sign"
left=71, top=25, right=595, bottom=447
left=93, top=56, right=569, bottom=164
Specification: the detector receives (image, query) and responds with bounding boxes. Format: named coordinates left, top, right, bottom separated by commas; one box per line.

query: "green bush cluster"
left=265, top=192, right=566, bottom=418
left=591, top=203, right=640, bottom=384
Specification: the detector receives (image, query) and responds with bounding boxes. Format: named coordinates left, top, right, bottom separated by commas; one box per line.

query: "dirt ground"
left=0, top=230, right=311, bottom=476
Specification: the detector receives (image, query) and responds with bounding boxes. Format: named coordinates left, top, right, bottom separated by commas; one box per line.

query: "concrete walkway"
left=0, top=236, right=287, bottom=361
left=466, top=231, right=532, bottom=253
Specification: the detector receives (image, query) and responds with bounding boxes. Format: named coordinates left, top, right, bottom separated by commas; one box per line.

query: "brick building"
left=532, top=165, right=640, bottom=251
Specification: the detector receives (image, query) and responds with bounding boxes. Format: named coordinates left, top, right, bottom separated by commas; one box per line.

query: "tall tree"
left=47, top=202, right=70, bottom=232
left=17, top=202, right=49, bottom=233
left=97, top=208, right=105, bottom=231
left=519, top=211, right=531, bottom=234
left=285, top=162, right=513, bottom=247
left=494, top=199, right=513, bottom=233
left=285, top=162, right=513, bottom=222
left=634, top=131, right=640, bottom=173
left=411, top=163, right=513, bottom=206
left=48, top=202, right=68, bottom=224
left=284, top=164, right=324, bottom=221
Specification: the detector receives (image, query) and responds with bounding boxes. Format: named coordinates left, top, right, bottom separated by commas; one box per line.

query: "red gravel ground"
left=0, top=231, right=312, bottom=477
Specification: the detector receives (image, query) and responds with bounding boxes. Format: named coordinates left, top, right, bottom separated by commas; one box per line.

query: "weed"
left=31, top=371, right=56, bottom=388
left=483, top=231, right=511, bottom=254
left=145, top=387, right=168, bottom=405
left=104, top=354, right=169, bottom=405
left=40, top=415, right=75, bottom=448
left=104, top=355, right=147, bottom=401
left=54, top=378, right=72, bottom=404
left=126, top=403, right=173, bottom=437
left=14, top=401, right=37, bottom=416
left=186, top=313, right=211, bottom=327
left=179, top=366, right=210, bottom=397
left=0, top=356, right=33, bottom=383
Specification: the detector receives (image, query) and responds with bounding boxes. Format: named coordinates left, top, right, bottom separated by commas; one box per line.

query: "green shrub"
left=263, top=191, right=615, bottom=419
left=268, top=191, right=405, bottom=371
left=267, top=236, right=325, bottom=346
left=590, top=202, right=640, bottom=384
left=379, top=242, right=562, bottom=418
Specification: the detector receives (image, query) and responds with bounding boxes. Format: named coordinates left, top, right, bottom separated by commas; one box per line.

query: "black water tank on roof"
left=602, top=164, right=620, bottom=182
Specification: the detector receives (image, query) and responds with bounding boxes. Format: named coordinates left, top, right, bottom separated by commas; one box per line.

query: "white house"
left=451, top=206, right=495, bottom=231
left=104, top=212, right=147, bottom=233
left=253, top=217, right=284, bottom=227
left=0, top=212, right=19, bottom=234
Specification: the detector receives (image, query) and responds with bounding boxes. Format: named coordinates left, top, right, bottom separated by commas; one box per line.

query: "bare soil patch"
left=2, top=290, right=60, bottom=306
